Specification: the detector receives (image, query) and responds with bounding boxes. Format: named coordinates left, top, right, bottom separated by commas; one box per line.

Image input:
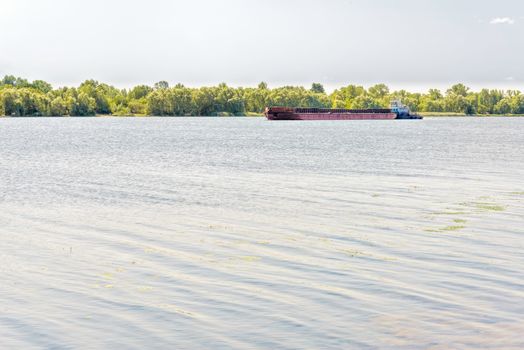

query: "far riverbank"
left=2, top=114, right=524, bottom=118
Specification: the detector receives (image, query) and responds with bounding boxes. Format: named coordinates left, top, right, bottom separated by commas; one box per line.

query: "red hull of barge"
left=266, top=112, right=397, bottom=121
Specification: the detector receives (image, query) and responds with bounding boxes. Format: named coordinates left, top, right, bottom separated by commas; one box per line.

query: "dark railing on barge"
left=293, top=107, right=392, bottom=114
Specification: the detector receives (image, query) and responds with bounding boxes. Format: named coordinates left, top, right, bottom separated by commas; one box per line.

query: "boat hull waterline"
left=265, top=103, right=423, bottom=121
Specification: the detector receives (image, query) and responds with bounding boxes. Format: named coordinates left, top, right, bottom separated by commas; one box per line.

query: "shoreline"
left=1, top=114, right=524, bottom=118
left=419, top=112, right=524, bottom=117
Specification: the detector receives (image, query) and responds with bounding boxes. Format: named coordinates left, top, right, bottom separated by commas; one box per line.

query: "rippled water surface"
left=1, top=117, right=523, bottom=349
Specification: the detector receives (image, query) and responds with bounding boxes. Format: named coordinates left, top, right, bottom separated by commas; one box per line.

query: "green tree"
left=1, top=75, right=30, bottom=88
left=330, top=85, right=366, bottom=108
left=311, top=83, right=325, bottom=94
left=50, top=96, right=69, bottom=116
left=128, top=99, right=148, bottom=115
left=70, top=92, right=96, bottom=116
left=447, top=83, right=470, bottom=97
left=476, top=89, right=503, bottom=114
left=1, top=75, right=17, bottom=86
left=129, top=85, right=153, bottom=100
left=509, top=94, right=524, bottom=114
left=192, top=87, right=218, bottom=116
left=368, top=84, right=389, bottom=99
left=351, top=95, right=382, bottom=109
left=258, top=82, right=268, bottom=90
left=78, top=80, right=117, bottom=114
left=244, top=87, right=268, bottom=113
left=147, top=89, right=171, bottom=115
left=32, top=80, right=53, bottom=94
left=495, top=98, right=512, bottom=114
left=170, top=86, right=193, bottom=115
left=419, top=89, right=444, bottom=112
left=1, top=89, right=24, bottom=116
left=154, top=81, right=169, bottom=90
left=428, top=88, right=443, bottom=100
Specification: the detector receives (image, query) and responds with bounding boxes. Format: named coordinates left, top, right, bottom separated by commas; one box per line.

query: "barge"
left=265, top=100, right=422, bottom=120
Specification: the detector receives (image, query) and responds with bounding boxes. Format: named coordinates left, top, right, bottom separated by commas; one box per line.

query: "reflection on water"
left=0, top=117, right=523, bottom=349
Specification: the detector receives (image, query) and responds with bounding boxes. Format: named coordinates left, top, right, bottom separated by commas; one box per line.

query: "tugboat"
left=390, top=100, right=423, bottom=119
left=265, top=100, right=423, bottom=120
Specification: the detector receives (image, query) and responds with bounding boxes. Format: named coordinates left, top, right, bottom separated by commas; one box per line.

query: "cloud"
left=490, top=17, right=515, bottom=25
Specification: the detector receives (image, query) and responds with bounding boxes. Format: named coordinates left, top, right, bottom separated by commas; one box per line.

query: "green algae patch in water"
left=475, top=203, right=505, bottom=212
left=424, top=224, right=466, bottom=233
left=424, top=228, right=441, bottom=233
left=509, top=191, right=524, bottom=196
left=441, top=225, right=466, bottom=232
left=459, top=201, right=506, bottom=212
left=240, top=256, right=261, bottom=262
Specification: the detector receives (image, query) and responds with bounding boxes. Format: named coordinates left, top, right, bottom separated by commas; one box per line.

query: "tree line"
left=1, top=75, right=523, bottom=116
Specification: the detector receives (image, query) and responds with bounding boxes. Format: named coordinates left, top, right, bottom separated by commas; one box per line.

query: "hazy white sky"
left=1, top=0, right=523, bottom=91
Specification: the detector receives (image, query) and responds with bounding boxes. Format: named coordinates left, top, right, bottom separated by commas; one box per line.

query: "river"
left=0, top=117, right=523, bottom=349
